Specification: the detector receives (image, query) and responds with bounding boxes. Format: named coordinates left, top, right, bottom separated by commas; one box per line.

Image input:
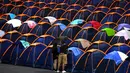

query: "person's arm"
left=65, top=45, right=69, bottom=54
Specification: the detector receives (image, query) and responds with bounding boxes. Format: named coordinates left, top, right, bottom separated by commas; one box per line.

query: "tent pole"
left=0, top=43, right=1, bottom=63
left=33, top=47, right=35, bottom=67
left=114, top=63, right=116, bottom=73
left=91, top=53, right=94, bottom=73
left=15, top=44, right=19, bottom=65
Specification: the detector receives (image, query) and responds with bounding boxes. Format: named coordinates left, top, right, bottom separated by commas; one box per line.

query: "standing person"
left=52, top=43, right=59, bottom=71
left=57, top=42, right=68, bottom=73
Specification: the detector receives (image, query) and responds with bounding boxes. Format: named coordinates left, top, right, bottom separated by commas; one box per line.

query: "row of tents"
left=0, top=21, right=130, bottom=45
left=1, top=0, right=130, bottom=7
left=1, top=12, right=130, bottom=25
left=0, top=3, right=130, bottom=24
left=1, top=1, right=130, bottom=14
left=0, top=38, right=130, bottom=73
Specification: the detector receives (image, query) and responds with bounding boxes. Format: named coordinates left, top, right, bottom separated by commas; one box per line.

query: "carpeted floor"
left=0, top=63, right=70, bottom=73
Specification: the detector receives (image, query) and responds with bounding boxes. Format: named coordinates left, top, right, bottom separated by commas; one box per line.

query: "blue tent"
left=61, top=9, right=78, bottom=21
left=82, top=5, right=95, bottom=11
left=118, top=14, right=130, bottom=24
left=108, top=7, right=125, bottom=15
left=23, top=6, right=40, bottom=16
left=0, top=39, right=13, bottom=60
left=123, top=8, right=130, bottom=14
left=17, top=43, right=47, bottom=67
left=0, top=4, right=15, bottom=14
left=101, top=51, right=130, bottom=73
left=1, top=23, right=15, bottom=32
left=53, top=18, right=70, bottom=26
left=99, top=22, right=117, bottom=30
left=104, top=51, right=128, bottom=65
left=11, top=1, right=23, bottom=5
left=74, top=27, right=98, bottom=41
left=1, top=13, right=16, bottom=20
left=124, top=3, right=130, bottom=10
left=101, top=12, right=122, bottom=24
left=88, top=41, right=111, bottom=52
left=52, top=0, right=66, bottom=3
left=10, top=5, right=26, bottom=15
left=1, top=0, right=11, bottom=4
left=28, top=16, right=42, bottom=23
left=30, top=22, right=51, bottom=36
left=87, top=0, right=102, bottom=6
left=34, top=35, right=55, bottom=45
left=55, top=3, right=69, bottom=10
left=35, top=46, right=53, bottom=69
left=95, top=59, right=117, bottom=73
left=44, top=2, right=57, bottom=9
left=75, top=0, right=89, bottom=6
left=109, top=36, right=130, bottom=45
left=42, top=0, right=52, bottom=3
left=116, top=60, right=130, bottom=73
left=110, top=0, right=128, bottom=9
left=40, top=18, right=51, bottom=24
left=66, top=4, right=82, bottom=10
left=16, top=33, right=38, bottom=43
left=15, top=14, right=29, bottom=22
left=86, top=11, right=106, bottom=22
left=2, top=30, right=21, bottom=42
left=64, top=0, right=77, bottom=5
left=1, top=39, right=29, bottom=64
left=34, top=2, right=46, bottom=8
left=95, top=6, right=109, bottom=13
left=23, top=1, right=35, bottom=7
left=60, top=25, right=81, bottom=40
left=106, top=43, right=130, bottom=55
left=73, top=9, right=91, bottom=20
left=35, top=7, right=52, bottom=18
left=97, top=43, right=129, bottom=73
left=72, top=49, right=105, bottom=73
left=18, top=23, right=32, bottom=34
left=1, top=36, right=35, bottom=64
left=67, top=47, right=84, bottom=72
left=0, top=18, right=7, bottom=29
left=45, top=23, right=67, bottom=38
left=48, top=8, right=65, bottom=19
left=92, top=30, right=114, bottom=43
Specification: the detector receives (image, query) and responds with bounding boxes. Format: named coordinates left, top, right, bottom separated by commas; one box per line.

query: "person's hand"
left=48, top=45, right=53, bottom=48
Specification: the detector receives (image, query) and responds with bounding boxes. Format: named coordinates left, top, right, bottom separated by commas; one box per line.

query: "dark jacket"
left=60, top=44, right=68, bottom=54
left=52, top=43, right=59, bottom=59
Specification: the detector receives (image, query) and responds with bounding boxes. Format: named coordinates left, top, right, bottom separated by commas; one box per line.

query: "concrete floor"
left=0, top=63, right=70, bottom=73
